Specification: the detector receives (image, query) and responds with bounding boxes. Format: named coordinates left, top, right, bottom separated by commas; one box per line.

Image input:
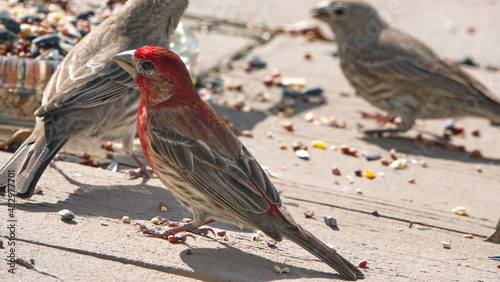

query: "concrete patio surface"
left=1, top=0, right=500, bottom=281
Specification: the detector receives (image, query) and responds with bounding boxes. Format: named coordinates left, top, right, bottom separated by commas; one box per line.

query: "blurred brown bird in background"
left=312, top=0, right=500, bottom=134
left=0, top=0, right=188, bottom=198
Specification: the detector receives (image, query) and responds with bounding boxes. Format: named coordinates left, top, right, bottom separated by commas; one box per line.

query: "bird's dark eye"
left=334, top=8, right=344, bottom=16
left=141, top=61, right=154, bottom=71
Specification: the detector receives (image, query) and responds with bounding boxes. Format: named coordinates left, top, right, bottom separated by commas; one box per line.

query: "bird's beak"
left=112, top=50, right=136, bottom=75
left=311, top=1, right=330, bottom=21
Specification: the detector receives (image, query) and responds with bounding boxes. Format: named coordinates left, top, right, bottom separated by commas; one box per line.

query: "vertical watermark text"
left=6, top=170, right=16, bottom=274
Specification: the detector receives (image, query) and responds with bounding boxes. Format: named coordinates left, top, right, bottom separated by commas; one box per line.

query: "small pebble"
left=355, top=188, right=363, bottom=194
left=59, top=209, right=75, bottom=221
left=282, top=267, right=290, bottom=273
left=354, top=169, right=362, bottom=177
left=475, top=165, right=482, bottom=173
left=397, top=228, right=404, bottom=232
left=471, top=129, right=480, bottom=137
left=185, top=249, right=192, bottom=255
left=122, top=216, right=131, bottom=224
left=371, top=210, right=380, bottom=217
left=364, top=152, right=381, bottom=161
left=304, top=208, right=315, bottom=218
left=324, top=216, right=337, bottom=228
left=442, top=241, right=452, bottom=249
left=0, top=239, right=3, bottom=248
left=332, top=166, right=341, bottom=176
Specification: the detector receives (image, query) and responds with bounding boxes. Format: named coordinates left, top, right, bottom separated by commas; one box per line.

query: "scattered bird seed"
left=185, top=249, right=192, bottom=255
left=442, top=241, right=452, bottom=249
left=358, top=260, right=368, bottom=267
left=0, top=239, right=3, bottom=248
left=380, top=158, right=390, bottom=166
left=241, top=130, right=253, bottom=137
left=389, top=148, right=397, bottom=160
left=183, top=218, right=193, bottom=223
left=151, top=217, right=160, bottom=225
left=280, top=120, right=294, bottom=131
left=470, top=149, right=482, bottom=158
left=159, top=202, right=168, bottom=212
left=364, top=169, right=375, bottom=179
left=59, top=209, right=75, bottom=221
left=332, top=166, right=341, bottom=176
left=463, top=234, right=473, bottom=239
left=295, top=149, right=310, bottom=160
left=390, top=159, right=407, bottom=169
left=304, top=208, right=315, bottom=218
left=475, top=165, right=482, bottom=173
left=292, top=141, right=307, bottom=151
left=356, top=188, right=363, bottom=194
left=217, top=231, right=226, bottom=237
left=310, top=140, right=326, bottom=149
left=267, top=239, right=277, bottom=247
left=408, top=178, right=416, bottom=184
left=346, top=175, right=354, bottom=184
left=452, top=206, right=468, bottom=216
left=354, top=169, right=362, bottom=177
left=122, top=216, right=130, bottom=224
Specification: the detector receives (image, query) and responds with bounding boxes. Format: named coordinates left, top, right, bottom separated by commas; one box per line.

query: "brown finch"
left=312, top=1, right=500, bottom=133
left=112, top=45, right=364, bottom=280
left=0, top=0, right=188, bottom=198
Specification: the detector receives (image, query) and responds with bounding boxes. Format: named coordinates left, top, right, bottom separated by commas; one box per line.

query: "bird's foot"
left=136, top=218, right=216, bottom=241
left=359, top=111, right=397, bottom=124
left=126, top=167, right=153, bottom=179
left=127, top=154, right=153, bottom=179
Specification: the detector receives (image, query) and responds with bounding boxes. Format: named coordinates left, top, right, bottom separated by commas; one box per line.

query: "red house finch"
left=112, top=45, right=364, bottom=280
left=0, top=0, right=188, bottom=198
left=312, top=1, right=500, bottom=133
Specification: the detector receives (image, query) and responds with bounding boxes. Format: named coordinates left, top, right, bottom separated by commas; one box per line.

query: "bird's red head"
left=113, top=45, right=197, bottom=107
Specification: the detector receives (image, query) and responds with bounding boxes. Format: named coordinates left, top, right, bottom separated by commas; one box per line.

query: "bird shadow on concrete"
left=179, top=243, right=348, bottom=281
left=360, top=135, right=500, bottom=165
left=11, top=164, right=255, bottom=234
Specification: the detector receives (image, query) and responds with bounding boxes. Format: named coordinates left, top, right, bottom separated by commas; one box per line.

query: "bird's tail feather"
left=281, top=223, right=364, bottom=280
left=0, top=128, right=67, bottom=198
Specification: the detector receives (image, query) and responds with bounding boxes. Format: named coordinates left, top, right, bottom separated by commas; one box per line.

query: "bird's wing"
left=146, top=109, right=284, bottom=233
left=349, top=29, right=498, bottom=102
left=35, top=57, right=137, bottom=117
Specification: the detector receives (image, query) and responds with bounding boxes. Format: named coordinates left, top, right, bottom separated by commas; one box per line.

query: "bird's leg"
left=359, top=111, right=397, bottom=124
left=126, top=153, right=153, bottom=178
left=137, top=217, right=216, bottom=239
